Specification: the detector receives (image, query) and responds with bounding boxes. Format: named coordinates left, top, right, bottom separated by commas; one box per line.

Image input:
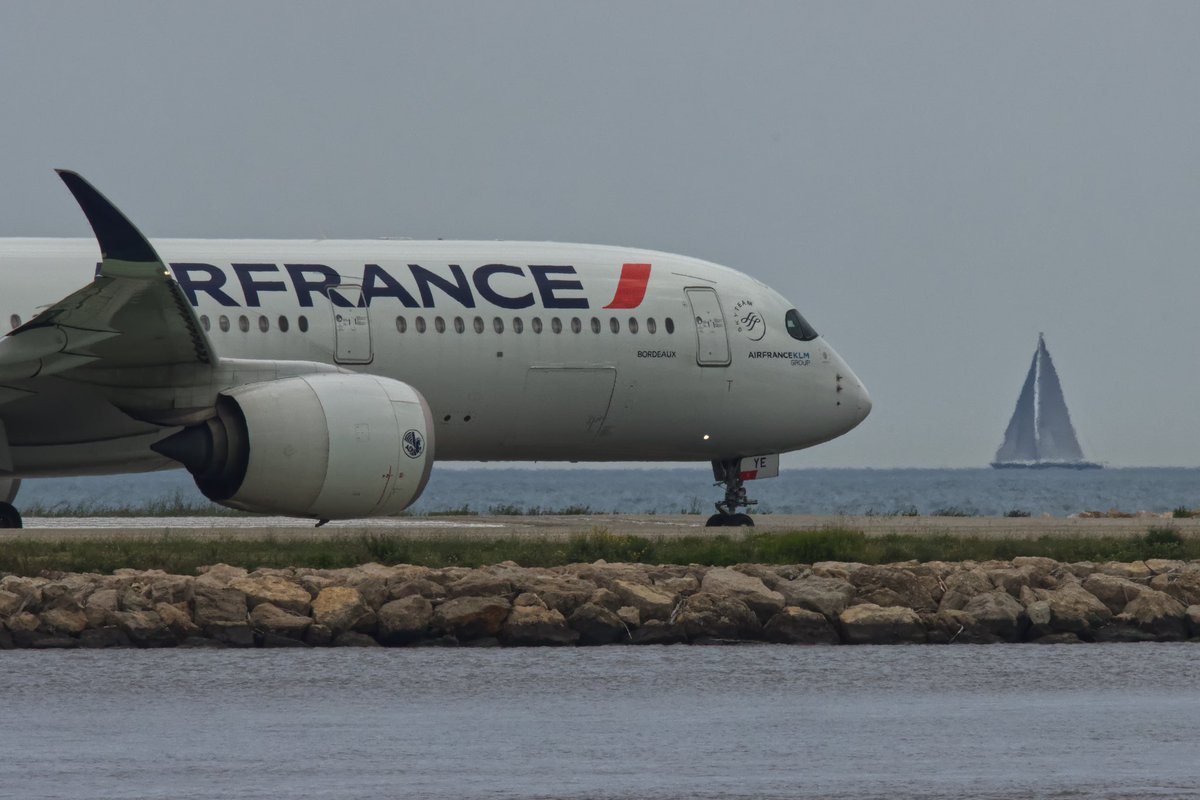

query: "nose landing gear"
left=706, top=458, right=755, bottom=527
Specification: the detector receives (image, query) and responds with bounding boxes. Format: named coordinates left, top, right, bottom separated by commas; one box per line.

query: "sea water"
left=21, top=466, right=1200, bottom=518
left=1, top=644, right=1198, bottom=799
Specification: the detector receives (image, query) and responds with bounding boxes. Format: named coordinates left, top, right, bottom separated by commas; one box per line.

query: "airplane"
left=0, top=171, right=871, bottom=529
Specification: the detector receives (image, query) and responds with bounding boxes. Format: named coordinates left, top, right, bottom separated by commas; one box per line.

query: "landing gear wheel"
left=706, top=458, right=758, bottom=528
left=705, top=512, right=755, bottom=528
left=0, top=501, right=23, bottom=529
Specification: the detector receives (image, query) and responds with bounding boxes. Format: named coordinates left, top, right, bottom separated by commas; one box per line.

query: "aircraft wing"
left=0, top=170, right=214, bottom=380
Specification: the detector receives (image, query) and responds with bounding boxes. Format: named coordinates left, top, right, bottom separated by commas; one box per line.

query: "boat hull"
left=990, top=461, right=1103, bottom=470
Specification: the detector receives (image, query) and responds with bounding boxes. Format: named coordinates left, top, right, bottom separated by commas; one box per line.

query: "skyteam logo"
left=402, top=429, right=425, bottom=459
left=733, top=299, right=766, bottom=342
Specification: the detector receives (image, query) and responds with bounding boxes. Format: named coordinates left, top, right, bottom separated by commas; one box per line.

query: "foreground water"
left=22, top=466, right=1200, bottom=518
left=2, top=645, right=1198, bottom=800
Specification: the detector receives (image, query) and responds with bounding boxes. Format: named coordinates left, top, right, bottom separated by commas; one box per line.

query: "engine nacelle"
left=153, top=374, right=434, bottom=520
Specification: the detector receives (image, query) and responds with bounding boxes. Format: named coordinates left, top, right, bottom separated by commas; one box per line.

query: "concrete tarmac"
left=7, top=512, right=1196, bottom=540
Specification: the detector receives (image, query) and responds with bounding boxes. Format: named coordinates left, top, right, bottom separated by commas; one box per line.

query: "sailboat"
left=992, top=334, right=1101, bottom=469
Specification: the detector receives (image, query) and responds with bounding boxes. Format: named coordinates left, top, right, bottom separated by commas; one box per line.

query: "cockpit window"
left=785, top=309, right=819, bottom=341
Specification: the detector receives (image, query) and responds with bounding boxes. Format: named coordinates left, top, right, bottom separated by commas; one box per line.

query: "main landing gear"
left=706, top=458, right=755, bottom=528
left=0, top=478, right=23, bottom=528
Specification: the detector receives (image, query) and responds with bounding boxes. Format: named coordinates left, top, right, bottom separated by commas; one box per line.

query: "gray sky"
left=2, top=2, right=1198, bottom=468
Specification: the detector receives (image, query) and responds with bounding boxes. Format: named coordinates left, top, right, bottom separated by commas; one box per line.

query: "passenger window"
left=665, top=317, right=674, bottom=334
left=298, top=316, right=309, bottom=332
left=590, top=317, right=601, bottom=334
left=258, top=315, right=269, bottom=333
left=8, top=314, right=19, bottom=329
left=396, top=317, right=407, bottom=334
left=628, top=317, right=639, bottom=334
left=200, top=315, right=210, bottom=332
left=492, top=317, right=503, bottom=334
left=238, top=315, right=250, bottom=333
left=785, top=309, right=819, bottom=341
left=571, top=317, right=582, bottom=334
left=435, top=316, right=446, bottom=333
left=609, top=317, right=619, bottom=334
left=278, top=316, right=290, bottom=333
left=532, top=317, right=543, bottom=334
left=647, top=318, right=657, bottom=334
left=454, top=317, right=465, bottom=334
left=415, top=316, right=427, bottom=333
left=473, top=316, right=485, bottom=334
left=513, top=317, right=524, bottom=334
left=551, top=317, right=562, bottom=334
left=219, top=315, right=230, bottom=333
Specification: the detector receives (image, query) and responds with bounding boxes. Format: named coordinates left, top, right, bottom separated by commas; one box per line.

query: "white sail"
left=992, top=334, right=1098, bottom=469
left=1034, top=336, right=1086, bottom=462
left=994, top=350, right=1038, bottom=463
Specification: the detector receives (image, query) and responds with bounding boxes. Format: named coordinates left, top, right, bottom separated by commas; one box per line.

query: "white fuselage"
left=0, top=238, right=870, bottom=476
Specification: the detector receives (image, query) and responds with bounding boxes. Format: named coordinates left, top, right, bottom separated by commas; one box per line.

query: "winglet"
left=55, top=169, right=161, bottom=269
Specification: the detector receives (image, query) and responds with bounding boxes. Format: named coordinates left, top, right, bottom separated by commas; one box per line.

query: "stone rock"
left=1025, top=600, right=1054, bottom=639
left=699, top=568, right=785, bottom=622
left=616, top=606, right=640, bottom=628
left=776, top=576, right=855, bottom=619
left=518, top=575, right=596, bottom=616
left=1148, top=571, right=1200, bottom=608
left=376, top=596, right=433, bottom=644
left=1093, top=624, right=1161, bottom=643
left=431, top=596, right=511, bottom=640
left=922, top=609, right=983, bottom=644
left=629, top=619, right=687, bottom=645
left=346, top=576, right=390, bottom=611
left=1081, top=573, right=1146, bottom=615
left=389, top=578, right=446, bottom=602
left=568, top=603, right=628, bottom=645
left=588, top=588, right=622, bottom=611
left=1097, top=561, right=1152, bottom=581
left=333, top=631, right=381, bottom=647
left=249, top=602, right=313, bottom=640
left=513, top=592, right=545, bottom=608
left=0, top=589, right=23, bottom=618
left=79, top=626, right=129, bottom=648
left=311, top=587, right=376, bottom=636
left=40, top=581, right=87, bottom=611
left=111, top=610, right=176, bottom=647
left=84, top=588, right=119, bottom=628
left=1115, top=589, right=1188, bottom=639
left=195, top=563, right=250, bottom=586
left=39, top=607, right=88, bottom=636
left=6, top=611, right=40, bottom=634
left=1144, top=559, right=1184, bottom=575
left=193, top=583, right=249, bottom=627
left=0, top=577, right=42, bottom=613
left=961, top=591, right=1027, bottom=642
left=230, top=576, right=312, bottom=615
left=848, top=566, right=936, bottom=613
left=763, top=607, right=839, bottom=644
left=500, top=606, right=578, bottom=646
left=675, top=593, right=762, bottom=641
left=656, top=575, right=700, bottom=596
left=446, top=573, right=514, bottom=600
left=938, top=570, right=994, bottom=611
left=1186, top=605, right=1200, bottom=638
left=260, top=632, right=311, bottom=648
left=1029, top=583, right=1112, bottom=638
left=837, top=603, right=926, bottom=644
left=987, top=567, right=1032, bottom=598
left=297, top=574, right=337, bottom=599
left=304, top=623, right=334, bottom=647
left=611, top=580, right=677, bottom=622
left=156, top=602, right=201, bottom=638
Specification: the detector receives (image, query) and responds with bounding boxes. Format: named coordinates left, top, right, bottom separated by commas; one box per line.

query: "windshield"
left=785, top=309, right=819, bottom=341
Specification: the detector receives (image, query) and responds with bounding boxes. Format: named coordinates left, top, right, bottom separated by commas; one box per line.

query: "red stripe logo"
left=603, top=263, right=652, bottom=309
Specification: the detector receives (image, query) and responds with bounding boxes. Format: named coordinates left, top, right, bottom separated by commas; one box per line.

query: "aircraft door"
left=330, top=283, right=373, bottom=365
left=685, top=287, right=731, bottom=366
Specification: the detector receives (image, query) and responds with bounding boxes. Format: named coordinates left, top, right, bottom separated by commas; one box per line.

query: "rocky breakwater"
left=3, top=557, right=1200, bottom=649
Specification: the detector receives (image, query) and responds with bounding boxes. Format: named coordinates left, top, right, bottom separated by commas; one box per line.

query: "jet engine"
left=153, top=373, right=433, bottom=520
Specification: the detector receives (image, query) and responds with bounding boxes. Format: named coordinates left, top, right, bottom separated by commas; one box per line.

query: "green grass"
left=1, top=527, right=1198, bottom=576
